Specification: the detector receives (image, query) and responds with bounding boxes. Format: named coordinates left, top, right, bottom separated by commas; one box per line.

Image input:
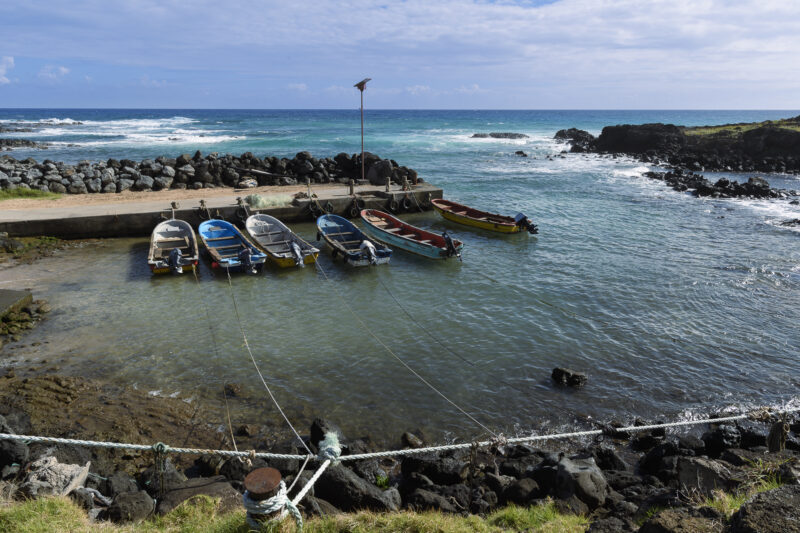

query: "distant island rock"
left=555, top=115, right=800, bottom=174
left=471, top=132, right=529, bottom=139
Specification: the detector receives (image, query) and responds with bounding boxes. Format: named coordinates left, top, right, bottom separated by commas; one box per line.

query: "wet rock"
left=778, top=459, right=800, bottom=485
left=591, top=445, right=629, bottom=472
left=515, top=150, right=528, bottom=157
left=156, top=475, right=240, bottom=514
left=314, top=464, right=398, bottom=512
left=551, top=367, right=588, bottom=387
left=730, top=484, right=800, bottom=533
left=401, top=431, right=424, bottom=449
left=108, top=490, right=155, bottom=523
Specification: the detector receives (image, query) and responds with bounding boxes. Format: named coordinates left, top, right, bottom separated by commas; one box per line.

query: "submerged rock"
left=551, top=367, right=588, bottom=387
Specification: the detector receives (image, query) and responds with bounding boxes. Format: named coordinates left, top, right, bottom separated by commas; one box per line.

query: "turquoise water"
left=1, top=109, right=799, bottom=444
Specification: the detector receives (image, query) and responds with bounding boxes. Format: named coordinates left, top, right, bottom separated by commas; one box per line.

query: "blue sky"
left=1, top=0, right=799, bottom=109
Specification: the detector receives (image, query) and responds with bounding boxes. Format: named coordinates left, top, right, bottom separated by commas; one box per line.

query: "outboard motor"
left=289, top=240, right=305, bottom=268
left=238, top=247, right=257, bottom=274
left=359, top=239, right=378, bottom=265
left=442, top=231, right=462, bottom=261
left=514, top=212, right=539, bottom=234
left=167, top=247, right=184, bottom=275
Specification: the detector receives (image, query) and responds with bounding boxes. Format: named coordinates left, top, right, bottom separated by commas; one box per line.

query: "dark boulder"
left=156, top=476, right=240, bottom=514
left=676, top=456, right=741, bottom=493
left=102, top=472, right=139, bottom=499
left=551, top=367, right=587, bottom=387
left=313, top=464, right=398, bottom=512
left=107, top=491, right=155, bottom=523
left=401, top=453, right=468, bottom=486
left=405, top=488, right=458, bottom=512
left=502, top=477, right=541, bottom=505
left=554, top=456, right=609, bottom=510
left=702, top=425, right=741, bottom=458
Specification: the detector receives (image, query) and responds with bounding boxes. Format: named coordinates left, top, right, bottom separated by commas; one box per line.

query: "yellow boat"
left=431, top=199, right=538, bottom=234
left=245, top=214, right=319, bottom=268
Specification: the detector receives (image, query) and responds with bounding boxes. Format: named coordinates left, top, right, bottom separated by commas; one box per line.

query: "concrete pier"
left=0, top=289, right=32, bottom=319
left=0, top=182, right=443, bottom=239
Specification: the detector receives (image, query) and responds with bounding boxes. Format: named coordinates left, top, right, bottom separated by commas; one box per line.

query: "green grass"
left=0, top=496, right=588, bottom=533
left=702, top=471, right=784, bottom=518
left=0, top=188, right=62, bottom=201
left=684, top=116, right=800, bottom=137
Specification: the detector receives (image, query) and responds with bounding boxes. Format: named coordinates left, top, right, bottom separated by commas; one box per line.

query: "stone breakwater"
left=1, top=387, right=799, bottom=531
left=0, top=150, right=420, bottom=195
left=556, top=119, right=800, bottom=174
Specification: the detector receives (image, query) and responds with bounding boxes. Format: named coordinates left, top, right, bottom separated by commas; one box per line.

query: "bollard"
left=349, top=179, right=355, bottom=196
left=244, top=467, right=283, bottom=523
left=402, top=177, right=409, bottom=191
left=385, top=176, right=391, bottom=192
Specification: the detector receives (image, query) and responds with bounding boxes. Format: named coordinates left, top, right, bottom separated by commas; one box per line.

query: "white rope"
left=313, top=260, right=498, bottom=437
left=242, top=480, right=303, bottom=530
left=0, top=406, right=797, bottom=463
left=224, top=265, right=312, bottom=455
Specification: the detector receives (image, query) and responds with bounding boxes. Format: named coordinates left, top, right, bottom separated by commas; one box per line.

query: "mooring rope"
left=312, top=260, right=498, bottom=437
left=190, top=267, right=241, bottom=453
left=1, top=406, right=798, bottom=463
left=374, top=273, right=535, bottom=396
left=224, top=265, right=312, bottom=455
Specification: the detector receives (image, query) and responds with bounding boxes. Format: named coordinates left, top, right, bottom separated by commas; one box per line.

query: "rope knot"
left=490, top=433, right=508, bottom=452
left=152, top=442, right=170, bottom=454
left=317, top=432, right=341, bottom=464
left=242, top=480, right=303, bottom=530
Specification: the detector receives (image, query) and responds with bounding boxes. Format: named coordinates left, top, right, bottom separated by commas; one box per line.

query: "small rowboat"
left=245, top=214, right=319, bottom=268
left=148, top=219, right=200, bottom=274
left=431, top=198, right=538, bottom=234
left=316, top=214, right=391, bottom=267
left=360, top=209, right=463, bottom=260
left=198, top=219, right=267, bottom=273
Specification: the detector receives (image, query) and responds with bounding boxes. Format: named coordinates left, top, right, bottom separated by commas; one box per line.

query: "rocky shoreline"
left=0, top=150, right=420, bottom=195
left=555, top=117, right=800, bottom=174
left=0, top=371, right=798, bottom=531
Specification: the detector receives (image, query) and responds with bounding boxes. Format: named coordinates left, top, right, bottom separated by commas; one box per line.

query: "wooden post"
left=244, top=467, right=283, bottom=524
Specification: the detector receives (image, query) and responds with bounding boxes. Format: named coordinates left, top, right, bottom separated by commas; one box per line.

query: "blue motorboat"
left=198, top=219, right=267, bottom=273
left=316, top=214, right=391, bottom=267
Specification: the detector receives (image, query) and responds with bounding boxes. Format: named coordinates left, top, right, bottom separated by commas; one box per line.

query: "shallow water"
left=1, top=109, right=799, bottom=444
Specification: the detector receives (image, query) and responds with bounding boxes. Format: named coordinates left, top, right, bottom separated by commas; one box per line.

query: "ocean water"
left=1, top=109, right=799, bottom=445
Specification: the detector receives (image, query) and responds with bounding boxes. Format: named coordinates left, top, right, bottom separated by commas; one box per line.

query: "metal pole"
left=361, top=89, right=364, bottom=183
left=353, top=78, right=371, bottom=184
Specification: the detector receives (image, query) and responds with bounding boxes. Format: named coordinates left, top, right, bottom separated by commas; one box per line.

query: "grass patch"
left=684, top=116, right=800, bottom=137
left=702, top=470, right=785, bottom=519
left=0, top=188, right=62, bottom=202
left=0, top=496, right=588, bottom=533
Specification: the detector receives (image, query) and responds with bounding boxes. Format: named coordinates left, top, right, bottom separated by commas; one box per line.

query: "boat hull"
left=433, top=202, right=521, bottom=233
left=360, top=209, right=463, bottom=260
left=316, top=214, right=391, bottom=267
left=147, top=218, right=201, bottom=275
left=245, top=214, right=319, bottom=268
left=198, top=220, right=267, bottom=272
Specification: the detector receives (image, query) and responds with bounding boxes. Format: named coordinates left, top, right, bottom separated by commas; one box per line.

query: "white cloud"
left=38, top=65, right=70, bottom=81
left=140, top=75, right=166, bottom=87
left=3, top=1, right=800, bottom=106
left=454, top=84, right=486, bottom=94
left=287, top=83, right=307, bottom=91
left=406, top=85, right=431, bottom=95
left=0, top=56, right=14, bottom=84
